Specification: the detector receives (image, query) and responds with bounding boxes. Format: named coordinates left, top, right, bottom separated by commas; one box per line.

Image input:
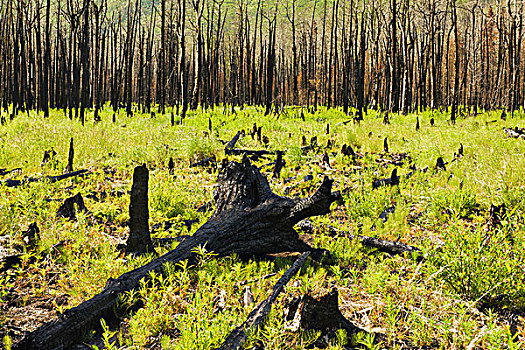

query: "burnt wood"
left=0, top=169, right=89, bottom=188
left=298, top=220, right=423, bottom=261
left=65, top=137, right=74, bottom=172
left=56, top=193, right=88, bottom=220
left=216, top=252, right=311, bottom=350
left=126, top=165, right=153, bottom=254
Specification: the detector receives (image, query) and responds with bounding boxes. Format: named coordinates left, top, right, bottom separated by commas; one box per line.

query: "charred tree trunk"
left=264, top=14, right=277, bottom=116
left=79, top=0, right=90, bottom=125
left=126, top=164, right=153, bottom=254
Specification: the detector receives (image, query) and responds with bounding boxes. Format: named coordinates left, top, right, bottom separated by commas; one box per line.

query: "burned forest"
left=1, top=0, right=525, bottom=349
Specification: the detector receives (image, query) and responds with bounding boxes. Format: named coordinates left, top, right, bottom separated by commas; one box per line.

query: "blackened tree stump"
left=56, top=193, right=88, bottom=220
left=284, top=289, right=363, bottom=348
left=14, top=157, right=341, bottom=350
left=65, top=137, right=74, bottom=172
left=126, top=165, right=153, bottom=254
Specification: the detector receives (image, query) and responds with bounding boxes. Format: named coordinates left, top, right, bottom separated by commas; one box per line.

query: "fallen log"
left=15, top=157, right=340, bottom=350
left=0, top=167, right=22, bottom=176
left=224, top=149, right=275, bottom=160
left=1, top=169, right=90, bottom=188
left=215, top=252, right=311, bottom=350
left=371, top=206, right=396, bottom=231
left=298, top=220, right=423, bottom=261
left=504, top=127, right=525, bottom=139
left=224, top=130, right=244, bottom=153
left=190, top=155, right=216, bottom=167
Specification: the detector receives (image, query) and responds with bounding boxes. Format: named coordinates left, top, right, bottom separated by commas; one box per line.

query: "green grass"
left=0, top=105, right=524, bottom=349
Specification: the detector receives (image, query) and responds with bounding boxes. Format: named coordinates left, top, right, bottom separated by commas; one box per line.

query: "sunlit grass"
left=0, top=104, right=524, bottom=349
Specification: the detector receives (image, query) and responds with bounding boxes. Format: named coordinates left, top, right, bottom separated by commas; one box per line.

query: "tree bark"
left=126, top=165, right=153, bottom=254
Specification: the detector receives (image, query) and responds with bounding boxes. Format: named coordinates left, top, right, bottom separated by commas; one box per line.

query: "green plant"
left=90, top=319, right=118, bottom=350
left=429, top=222, right=525, bottom=305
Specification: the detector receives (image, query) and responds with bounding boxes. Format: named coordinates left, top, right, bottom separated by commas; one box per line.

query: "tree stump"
left=65, top=137, right=74, bottom=172
left=56, top=193, right=88, bottom=220
left=285, top=289, right=362, bottom=348
left=126, top=164, right=153, bottom=254
left=14, top=157, right=340, bottom=350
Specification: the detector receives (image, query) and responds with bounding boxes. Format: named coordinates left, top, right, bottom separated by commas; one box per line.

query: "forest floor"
left=0, top=106, right=524, bottom=349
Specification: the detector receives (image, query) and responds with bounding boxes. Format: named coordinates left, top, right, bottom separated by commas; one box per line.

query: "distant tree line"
left=0, top=0, right=523, bottom=124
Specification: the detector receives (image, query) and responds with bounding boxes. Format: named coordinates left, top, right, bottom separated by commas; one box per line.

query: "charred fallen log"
left=298, top=220, right=423, bottom=261
left=216, top=252, right=311, bottom=350
left=504, top=127, right=525, bottom=139
left=190, top=155, right=216, bottom=168
left=15, top=157, right=340, bottom=350
left=0, top=168, right=22, bottom=176
left=1, top=169, right=90, bottom=188
left=225, top=131, right=244, bottom=153
left=225, top=149, right=275, bottom=160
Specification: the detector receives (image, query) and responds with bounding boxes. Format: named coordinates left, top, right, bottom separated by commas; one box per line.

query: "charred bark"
left=1, top=169, right=89, bottom=188
left=56, top=193, right=88, bottom=220
left=126, top=165, right=153, bottom=254
left=284, top=289, right=362, bottom=347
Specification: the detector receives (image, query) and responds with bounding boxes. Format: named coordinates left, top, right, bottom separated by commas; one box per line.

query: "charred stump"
left=126, top=164, right=153, bottom=254
left=41, top=149, right=57, bottom=166
left=487, top=203, right=506, bottom=229
left=14, top=158, right=340, bottom=350
left=22, top=222, right=40, bottom=248
left=56, top=193, right=88, bottom=220
left=435, top=157, right=446, bottom=171
left=65, top=137, right=74, bottom=172
left=372, top=168, right=399, bottom=189
left=284, top=289, right=362, bottom=348
left=168, top=157, right=175, bottom=174
left=273, top=151, right=285, bottom=179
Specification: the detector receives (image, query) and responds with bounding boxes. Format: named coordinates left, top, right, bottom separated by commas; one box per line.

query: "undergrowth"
left=0, top=105, right=524, bottom=349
